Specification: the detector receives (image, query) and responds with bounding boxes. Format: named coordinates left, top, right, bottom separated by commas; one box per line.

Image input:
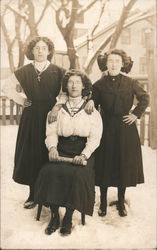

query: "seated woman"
left=34, top=69, right=103, bottom=236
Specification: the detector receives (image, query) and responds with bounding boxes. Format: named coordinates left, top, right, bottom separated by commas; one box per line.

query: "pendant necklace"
left=33, top=61, right=48, bottom=82
left=68, top=98, right=83, bottom=117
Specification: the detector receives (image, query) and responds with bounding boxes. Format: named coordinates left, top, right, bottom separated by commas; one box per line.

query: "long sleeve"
left=92, top=82, right=101, bottom=109
left=45, top=112, right=58, bottom=150
left=2, top=74, right=26, bottom=105
left=55, top=67, right=67, bottom=105
left=56, top=88, right=68, bottom=105
left=81, top=109, right=103, bottom=159
left=132, top=80, right=149, bottom=118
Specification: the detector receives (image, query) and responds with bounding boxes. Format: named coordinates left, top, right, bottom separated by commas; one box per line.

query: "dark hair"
left=97, top=49, right=133, bottom=73
left=25, top=36, right=54, bottom=61
left=62, top=69, right=92, bottom=98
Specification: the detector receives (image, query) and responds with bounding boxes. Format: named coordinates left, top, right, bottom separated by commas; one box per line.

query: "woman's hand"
left=84, top=100, right=94, bottom=114
left=123, top=113, right=137, bottom=125
left=48, top=105, right=62, bottom=124
left=24, top=98, right=32, bottom=108
left=73, top=154, right=87, bottom=166
left=49, top=147, right=59, bottom=161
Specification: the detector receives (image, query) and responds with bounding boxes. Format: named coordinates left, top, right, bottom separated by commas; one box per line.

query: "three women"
left=4, top=42, right=149, bottom=235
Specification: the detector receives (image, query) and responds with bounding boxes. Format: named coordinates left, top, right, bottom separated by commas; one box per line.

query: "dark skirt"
left=13, top=102, right=51, bottom=185
left=34, top=136, right=95, bottom=216
left=95, top=115, right=144, bottom=187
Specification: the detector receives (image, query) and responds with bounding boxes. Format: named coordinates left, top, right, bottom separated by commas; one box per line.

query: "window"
left=139, top=57, right=147, bottom=74
left=141, top=29, right=147, bottom=47
left=73, top=28, right=87, bottom=39
left=76, top=12, right=84, bottom=23
left=121, top=28, right=131, bottom=44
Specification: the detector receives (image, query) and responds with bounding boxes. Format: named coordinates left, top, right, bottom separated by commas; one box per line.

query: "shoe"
left=60, top=223, right=72, bottom=236
left=117, top=202, right=127, bottom=217
left=24, top=199, right=36, bottom=209
left=60, top=212, right=73, bottom=236
left=45, top=214, right=60, bottom=235
left=98, top=207, right=107, bottom=217
left=98, top=201, right=107, bottom=217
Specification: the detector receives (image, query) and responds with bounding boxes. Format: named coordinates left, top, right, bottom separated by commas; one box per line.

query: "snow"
left=1, top=125, right=157, bottom=249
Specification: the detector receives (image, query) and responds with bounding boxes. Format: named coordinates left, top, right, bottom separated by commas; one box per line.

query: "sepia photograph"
left=0, top=0, right=156, bottom=249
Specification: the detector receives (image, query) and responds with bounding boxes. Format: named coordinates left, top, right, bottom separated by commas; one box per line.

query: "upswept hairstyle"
left=97, top=49, right=133, bottom=73
left=25, top=36, right=55, bottom=61
left=62, top=69, right=92, bottom=98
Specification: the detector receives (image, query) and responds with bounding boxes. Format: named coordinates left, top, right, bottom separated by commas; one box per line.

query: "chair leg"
left=81, top=213, right=85, bottom=225
left=36, top=204, right=42, bottom=221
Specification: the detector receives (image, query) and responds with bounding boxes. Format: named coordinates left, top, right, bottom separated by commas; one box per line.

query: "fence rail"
left=0, top=96, right=23, bottom=125
left=0, top=96, right=150, bottom=146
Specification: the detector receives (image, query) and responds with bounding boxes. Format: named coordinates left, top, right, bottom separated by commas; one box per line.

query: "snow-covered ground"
left=1, top=126, right=157, bottom=249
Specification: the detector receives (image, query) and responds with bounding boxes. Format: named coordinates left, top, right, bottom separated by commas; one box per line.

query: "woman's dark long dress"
left=34, top=137, right=95, bottom=216
left=93, top=74, right=149, bottom=187
left=13, top=63, right=64, bottom=185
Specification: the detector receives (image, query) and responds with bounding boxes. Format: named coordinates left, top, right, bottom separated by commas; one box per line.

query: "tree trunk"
left=66, top=38, right=79, bottom=69
left=145, top=30, right=157, bottom=149
left=8, top=48, right=15, bottom=73
left=84, top=10, right=155, bottom=75
left=110, top=0, right=137, bottom=48
left=18, top=43, right=25, bottom=68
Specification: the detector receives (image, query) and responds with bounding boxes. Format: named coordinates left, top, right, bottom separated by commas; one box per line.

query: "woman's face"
left=67, top=75, right=84, bottom=98
left=106, top=53, right=123, bottom=76
left=32, top=40, right=50, bottom=62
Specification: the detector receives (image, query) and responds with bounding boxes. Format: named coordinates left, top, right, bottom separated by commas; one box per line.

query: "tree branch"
left=1, top=16, right=15, bottom=72
left=66, top=0, right=78, bottom=33
left=91, top=0, right=108, bottom=36
left=36, top=0, right=51, bottom=26
left=56, top=8, right=66, bottom=37
left=5, top=4, right=28, bottom=24
left=78, top=0, right=98, bottom=16
left=84, top=9, right=155, bottom=74
left=110, top=0, right=137, bottom=48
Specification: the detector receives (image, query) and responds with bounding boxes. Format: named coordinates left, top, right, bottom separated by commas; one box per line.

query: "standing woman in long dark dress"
left=86, top=49, right=149, bottom=217
left=3, top=37, right=65, bottom=209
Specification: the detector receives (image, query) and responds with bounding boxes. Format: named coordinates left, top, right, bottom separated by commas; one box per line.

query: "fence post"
left=10, top=100, right=14, bottom=125
left=140, top=114, right=145, bottom=145
left=16, top=103, right=20, bottom=125
left=147, top=111, right=151, bottom=147
left=2, top=97, right=6, bottom=125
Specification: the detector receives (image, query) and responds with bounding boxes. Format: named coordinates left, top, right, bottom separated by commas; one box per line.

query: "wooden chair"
left=36, top=204, right=85, bottom=225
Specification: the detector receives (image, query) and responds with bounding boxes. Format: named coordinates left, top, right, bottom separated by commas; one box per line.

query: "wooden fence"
left=0, top=96, right=150, bottom=146
left=0, top=97, right=23, bottom=125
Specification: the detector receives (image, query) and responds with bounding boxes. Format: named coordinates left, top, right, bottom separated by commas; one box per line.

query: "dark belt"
left=69, top=136, right=80, bottom=141
left=59, top=136, right=86, bottom=141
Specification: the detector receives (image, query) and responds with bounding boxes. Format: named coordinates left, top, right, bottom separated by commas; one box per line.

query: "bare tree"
left=84, top=0, right=137, bottom=73
left=86, top=0, right=108, bottom=56
left=1, top=0, right=51, bottom=72
left=51, top=0, right=100, bottom=69
left=110, top=0, right=137, bottom=48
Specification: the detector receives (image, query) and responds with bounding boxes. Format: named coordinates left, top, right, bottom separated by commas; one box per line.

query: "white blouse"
left=2, top=74, right=26, bottom=105
left=45, top=101, right=103, bottom=159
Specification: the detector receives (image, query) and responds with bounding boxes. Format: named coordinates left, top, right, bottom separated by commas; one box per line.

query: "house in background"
left=1, top=6, right=155, bottom=146
left=73, top=7, right=156, bottom=82
left=48, top=7, right=156, bottom=83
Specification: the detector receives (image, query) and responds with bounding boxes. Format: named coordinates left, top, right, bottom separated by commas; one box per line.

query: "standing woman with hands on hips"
left=3, top=37, right=65, bottom=209
left=86, top=49, right=149, bottom=217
